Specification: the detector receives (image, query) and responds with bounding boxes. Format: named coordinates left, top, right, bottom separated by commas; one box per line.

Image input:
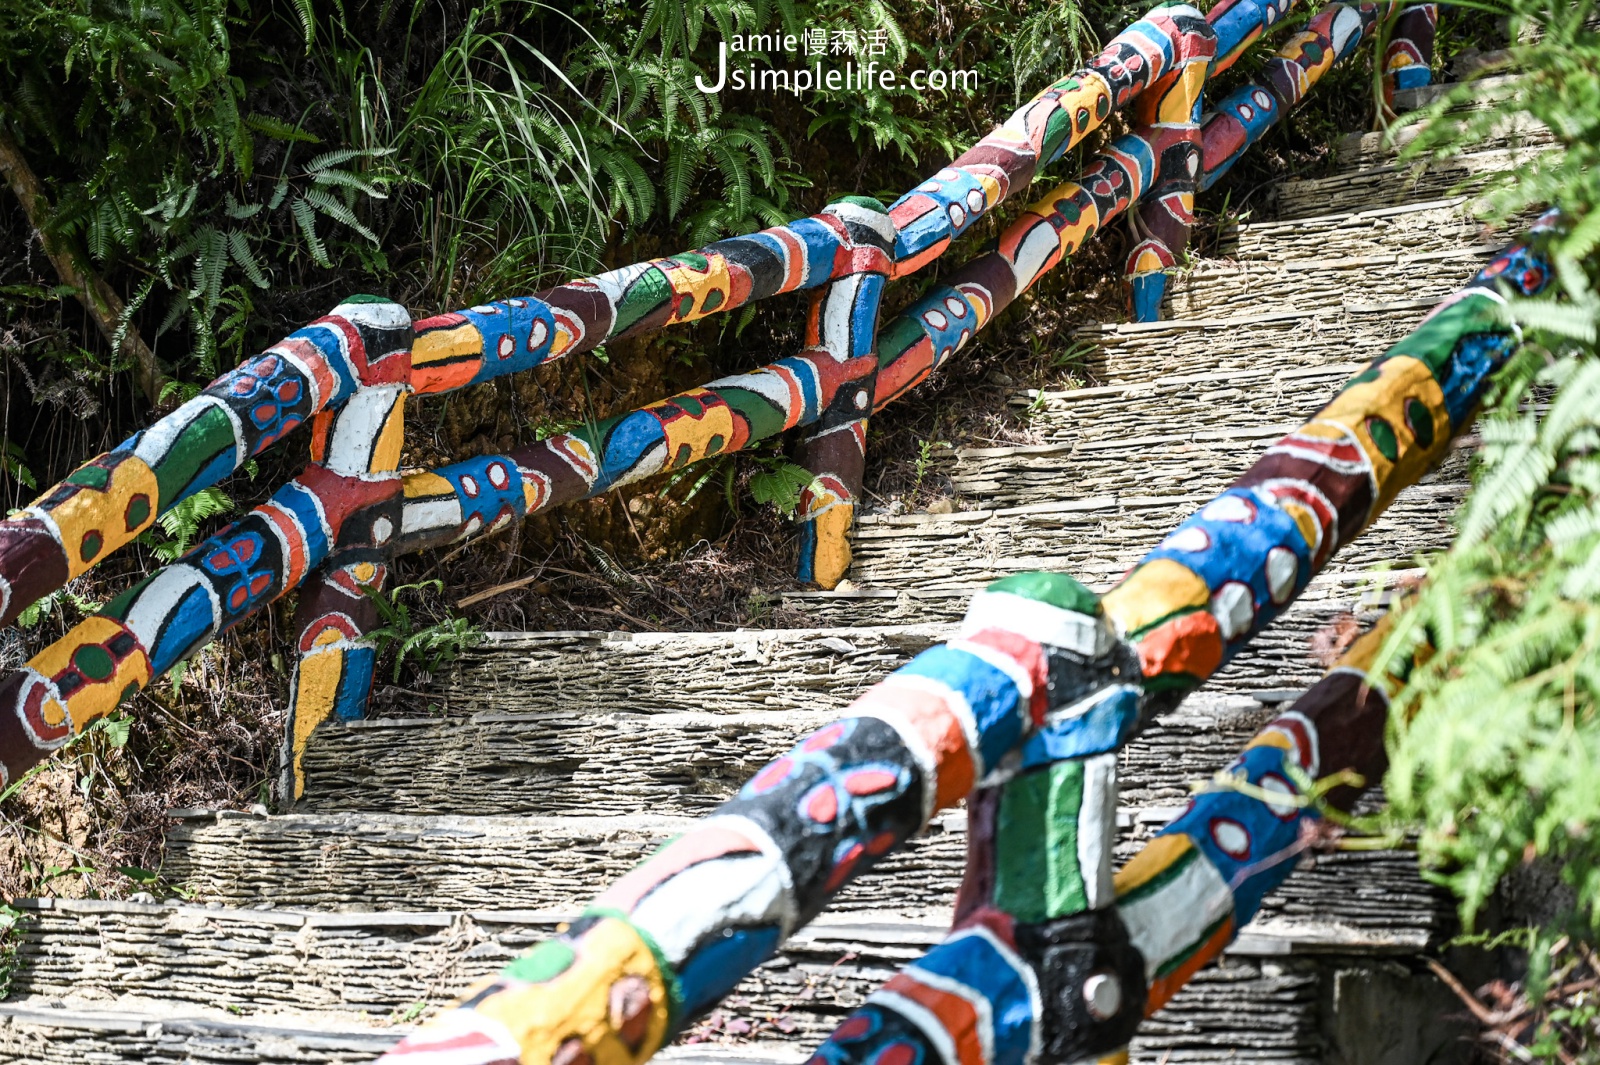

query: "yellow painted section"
left=1101, top=558, right=1210, bottom=637
left=412, top=323, right=483, bottom=366
left=657, top=392, right=737, bottom=469
left=1052, top=187, right=1100, bottom=257
left=1113, top=832, right=1193, bottom=898
left=469, top=917, right=671, bottom=1065
left=1314, top=355, right=1450, bottom=514
left=1097, top=1050, right=1131, bottom=1065
left=30, top=616, right=152, bottom=731
left=1156, top=60, right=1208, bottom=125
left=1244, top=730, right=1294, bottom=757
left=403, top=471, right=455, bottom=499
left=809, top=503, right=856, bottom=591
left=370, top=392, right=407, bottom=473
left=663, top=255, right=734, bottom=325
left=290, top=647, right=344, bottom=799
left=53, top=456, right=160, bottom=578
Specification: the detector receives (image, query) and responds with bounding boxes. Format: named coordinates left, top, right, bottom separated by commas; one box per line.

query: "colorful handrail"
left=0, top=5, right=1509, bottom=1061
left=0, top=0, right=1364, bottom=797
left=373, top=215, right=1559, bottom=1065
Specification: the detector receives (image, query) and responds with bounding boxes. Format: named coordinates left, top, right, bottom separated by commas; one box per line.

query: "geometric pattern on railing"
left=0, top=2, right=1488, bottom=1063
left=376, top=203, right=1553, bottom=1065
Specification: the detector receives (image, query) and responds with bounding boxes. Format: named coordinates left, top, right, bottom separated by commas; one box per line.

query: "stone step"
left=1271, top=142, right=1543, bottom=220
left=161, top=808, right=1449, bottom=944
left=0, top=1002, right=799, bottom=1065
left=1072, top=294, right=1431, bottom=389
left=4, top=899, right=1455, bottom=1061
left=296, top=686, right=1291, bottom=817
left=847, top=471, right=1460, bottom=591
left=0, top=1002, right=401, bottom=1065
left=418, top=624, right=945, bottom=719
left=1167, top=198, right=1498, bottom=319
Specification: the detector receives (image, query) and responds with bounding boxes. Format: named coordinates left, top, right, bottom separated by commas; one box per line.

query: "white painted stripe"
left=331, top=300, right=410, bottom=332
left=950, top=925, right=1042, bottom=1060
left=947, top=638, right=1034, bottom=702
left=626, top=846, right=793, bottom=966
left=1077, top=753, right=1119, bottom=910
left=401, top=495, right=464, bottom=539
left=1118, top=848, right=1235, bottom=981
left=903, top=962, right=998, bottom=1065
left=1007, top=221, right=1060, bottom=294
left=119, top=566, right=218, bottom=655
left=590, top=260, right=657, bottom=308
left=325, top=385, right=405, bottom=478
left=698, top=813, right=799, bottom=934
left=824, top=201, right=896, bottom=243
left=961, top=590, right=1112, bottom=657
left=820, top=274, right=866, bottom=361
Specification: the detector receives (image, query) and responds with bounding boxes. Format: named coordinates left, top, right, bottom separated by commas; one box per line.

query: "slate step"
left=1271, top=142, right=1543, bottom=220
left=1170, top=199, right=1495, bottom=318
left=847, top=472, right=1460, bottom=592
left=4, top=899, right=1454, bottom=1061
left=1068, top=294, right=1433, bottom=391
left=418, top=624, right=945, bottom=720
left=0, top=1002, right=799, bottom=1065
left=161, top=808, right=1450, bottom=945
left=0, top=1002, right=401, bottom=1065
left=297, top=683, right=1324, bottom=817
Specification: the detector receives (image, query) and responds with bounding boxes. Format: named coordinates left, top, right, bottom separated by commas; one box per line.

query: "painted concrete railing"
left=0, top=0, right=1429, bottom=798
left=0, top=3, right=1483, bottom=1062
left=377, top=217, right=1557, bottom=1065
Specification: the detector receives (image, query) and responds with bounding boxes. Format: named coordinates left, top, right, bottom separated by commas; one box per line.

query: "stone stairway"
left=0, top=123, right=1533, bottom=1064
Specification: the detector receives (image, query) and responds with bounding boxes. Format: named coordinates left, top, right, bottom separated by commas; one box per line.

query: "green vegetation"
left=1376, top=1, right=1600, bottom=1057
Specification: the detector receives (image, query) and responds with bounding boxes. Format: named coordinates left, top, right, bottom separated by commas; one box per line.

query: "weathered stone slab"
left=6, top=900, right=1451, bottom=1061
left=162, top=809, right=1448, bottom=944
left=296, top=689, right=1288, bottom=817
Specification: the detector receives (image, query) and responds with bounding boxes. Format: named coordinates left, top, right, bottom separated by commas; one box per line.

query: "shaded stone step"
left=847, top=474, right=1460, bottom=591
left=421, top=624, right=944, bottom=719
left=5, top=899, right=1455, bottom=1061
left=0, top=1002, right=401, bottom=1065
left=296, top=688, right=1290, bottom=817
left=0, top=1002, right=801, bottom=1065
left=1168, top=198, right=1499, bottom=319
left=1072, top=296, right=1431, bottom=388
left=162, top=808, right=1449, bottom=947
left=1271, top=143, right=1544, bottom=220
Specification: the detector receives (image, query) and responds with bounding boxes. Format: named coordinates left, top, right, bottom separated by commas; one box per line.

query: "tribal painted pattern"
left=376, top=221, right=1558, bottom=1065
left=0, top=3, right=1229, bottom=634
left=0, top=0, right=1426, bottom=812
left=1133, top=0, right=1432, bottom=320
left=1384, top=3, right=1439, bottom=111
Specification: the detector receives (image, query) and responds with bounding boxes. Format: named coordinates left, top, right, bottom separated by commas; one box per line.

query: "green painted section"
left=1384, top=291, right=1506, bottom=380
left=1406, top=397, right=1436, bottom=448
left=503, top=939, right=576, bottom=983
left=1366, top=415, right=1399, bottom=461
left=612, top=267, right=673, bottom=335
left=876, top=314, right=926, bottom=369
left=986, top=571, right=1100, bottom=615
left=833, top=194, right=888, bottom=212
left=720, top=386, right=788, bottom=442
left=993, top=760, right=1089, bottom=923
left=150, top=404, right=237, bottom=505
